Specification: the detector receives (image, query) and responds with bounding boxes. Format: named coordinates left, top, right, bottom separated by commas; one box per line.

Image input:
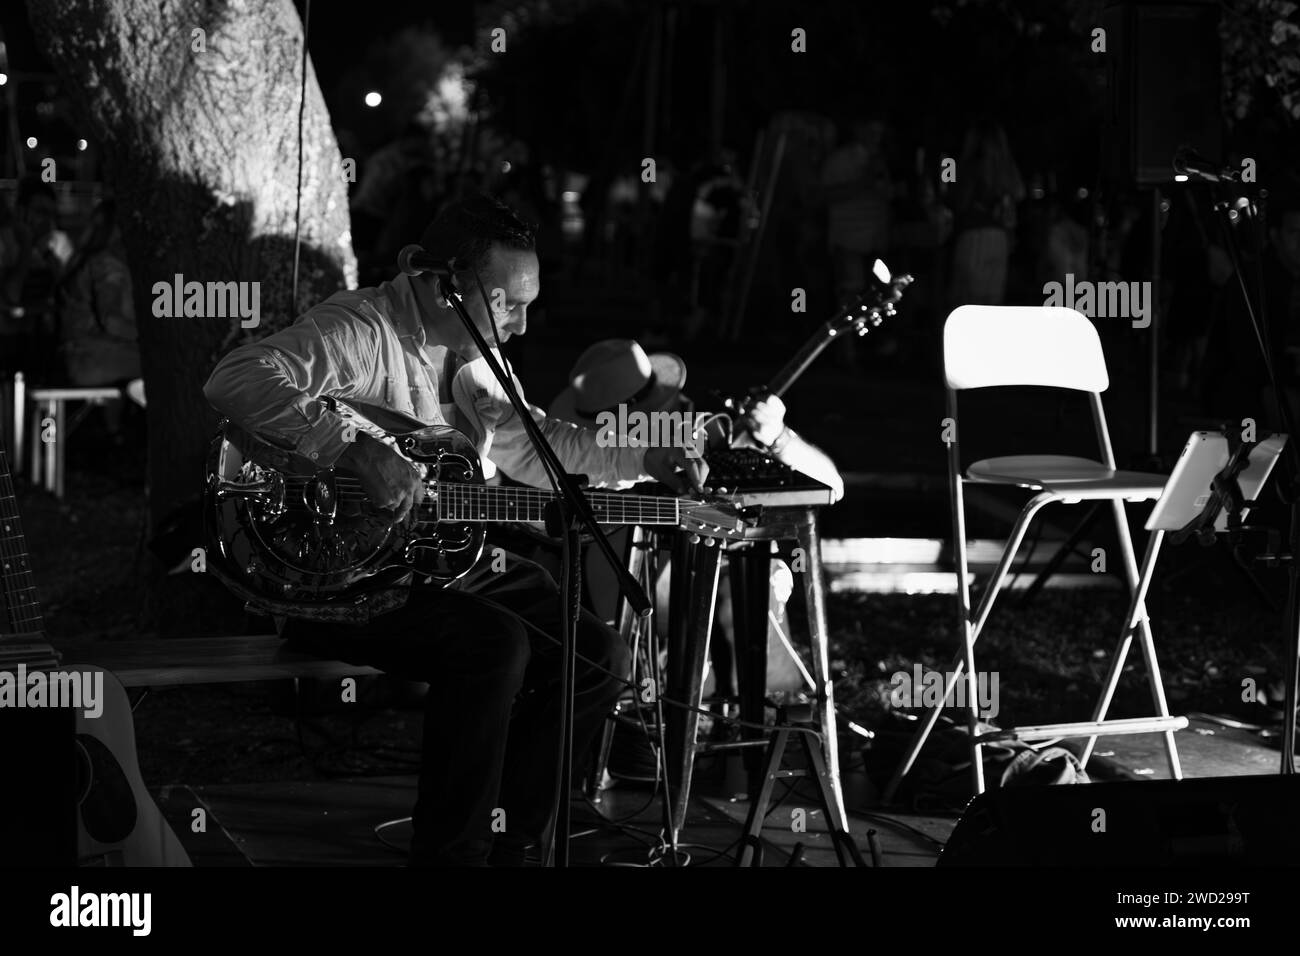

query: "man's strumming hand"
left=338, top=431, right=425, bottom=522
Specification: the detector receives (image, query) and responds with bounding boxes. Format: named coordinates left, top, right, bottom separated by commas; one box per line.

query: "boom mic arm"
left=1172, top=145, right=1241, bottom=183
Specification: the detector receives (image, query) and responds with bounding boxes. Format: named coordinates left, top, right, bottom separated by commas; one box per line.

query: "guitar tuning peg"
left=689, top=534, right=702, bottom=544
left=702, top=536, right=716, bottom=548
left=717, top=486, right=729, bottom=495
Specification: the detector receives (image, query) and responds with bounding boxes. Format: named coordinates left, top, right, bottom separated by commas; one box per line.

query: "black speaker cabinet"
left=1102, top=0, right=1223, bottom=185
left=939, top=774, right=1300, bottom=866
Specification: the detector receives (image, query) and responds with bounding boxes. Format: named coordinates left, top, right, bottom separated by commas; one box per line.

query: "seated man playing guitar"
left=203, top=194, right=707, bottom=866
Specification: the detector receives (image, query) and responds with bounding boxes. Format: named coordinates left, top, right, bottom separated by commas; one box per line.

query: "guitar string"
left=265, top=495, right=683, bottom=525
left=278, top=481, right=687, bottom=508
left=275, top=479, right=684, bottom=509
left=244, top=472, right=710, bottom=534
left=279, top=473, right=687, bottom=506
left=282, top=497, right=681, bottom=524
left=272, top=476, right=687, bottom=522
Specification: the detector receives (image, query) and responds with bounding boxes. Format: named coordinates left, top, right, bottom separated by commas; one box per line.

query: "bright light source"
left=25, top=136, right=36, bottom=149
left=364, top=91, right=382, bottom=108
left=76, top=139, right=88, bottom=151
left=1174, top=174, right=1189, bottom=183
left=0, top=73, right=8, bottom=86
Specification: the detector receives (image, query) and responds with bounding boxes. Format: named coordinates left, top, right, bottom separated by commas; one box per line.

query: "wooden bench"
left=53, top=635, right=381, bottom=688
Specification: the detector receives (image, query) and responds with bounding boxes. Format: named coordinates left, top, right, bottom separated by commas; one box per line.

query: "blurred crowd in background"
left=3, top=2, right=1300, bottom=438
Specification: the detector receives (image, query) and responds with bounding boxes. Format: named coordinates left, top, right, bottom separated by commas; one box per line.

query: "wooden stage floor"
left=151, top=710, right=1289, bottom=867
left=156, top=767, right=954, bottom=868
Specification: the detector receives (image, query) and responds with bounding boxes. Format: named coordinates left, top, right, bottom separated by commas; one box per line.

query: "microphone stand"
left=437, top=275, right=653, bottom=865
left=1203, top=178, right=1300, bottom=773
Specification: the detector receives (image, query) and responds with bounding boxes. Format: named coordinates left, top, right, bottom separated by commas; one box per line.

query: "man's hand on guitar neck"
left=338, top=431, right=426, bottom=522
left=737, top=393, right=846, bottom=503
left=644, top=445, right=710, bottom=496
left=739, top=393, right=788, bottom=447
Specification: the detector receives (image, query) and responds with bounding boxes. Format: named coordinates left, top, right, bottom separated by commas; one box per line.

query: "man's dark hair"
left=419, top=193, right=535, bottom=279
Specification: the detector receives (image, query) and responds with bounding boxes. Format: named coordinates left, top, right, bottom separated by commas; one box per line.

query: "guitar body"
left=0, top=435, right=187, bottom=866
left=74, top=666, right=191, bottom=867
left=206, top=407, right=488, bottom=610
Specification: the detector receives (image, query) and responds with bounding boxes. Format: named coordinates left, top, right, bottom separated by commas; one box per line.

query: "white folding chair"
left=885, top=306, right=1186, bottom=800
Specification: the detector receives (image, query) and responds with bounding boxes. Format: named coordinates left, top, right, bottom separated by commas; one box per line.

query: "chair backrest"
left=944, top=306, right=1109, bottom=393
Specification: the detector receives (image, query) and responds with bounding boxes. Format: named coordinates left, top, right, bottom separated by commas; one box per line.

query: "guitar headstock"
left=679, top=497, right=750, bottom=544
left=829, top=258, right=914, bottom=338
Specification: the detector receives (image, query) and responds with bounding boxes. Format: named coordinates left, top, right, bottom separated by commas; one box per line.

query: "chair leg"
left=53, top=399, right=66, bottom=499
left=1080, top=530, right=1160, bottom=767
left=1136, top=616, right=1182, bottom=779
left=29, top=399, right=43, bottom=485
left=1129, top=533, right=1181, bottom=779
left=1086, top=505, right=1181, bottom=779
left=952, top=493, right=1056, bottom=794
left=884, top=490, right=1053, bottom=802
left=11, top=371, right=25, bottom=478
left=1109, top=510, right=1181, bottom=782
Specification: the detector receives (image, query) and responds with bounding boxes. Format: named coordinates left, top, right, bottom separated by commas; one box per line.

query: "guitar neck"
left=767, top=322, right=841, bottom=397
left=434, top=484, right=682, bottom=526
left=0, top=443, right=46, bottom=639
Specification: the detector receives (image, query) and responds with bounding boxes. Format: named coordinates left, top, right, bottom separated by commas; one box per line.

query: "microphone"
left=1172, top=146, right=1240, bottom=183
left=397, top=244, right=456, bottom=277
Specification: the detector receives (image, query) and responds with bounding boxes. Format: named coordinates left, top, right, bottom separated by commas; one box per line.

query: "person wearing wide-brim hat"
left=549, top=339, right=689, bottom=424
left=544, top=338, right=846, bottom=781
left=551, top=338, right=843, bottom=502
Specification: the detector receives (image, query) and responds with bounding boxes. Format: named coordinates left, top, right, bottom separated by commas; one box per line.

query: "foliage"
left=930, top=0, right=1300, bottom=129
left=1220, top=0, right=1300, bottom=124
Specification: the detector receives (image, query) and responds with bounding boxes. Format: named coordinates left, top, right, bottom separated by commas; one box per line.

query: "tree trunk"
left=27, top=0, right=356, bottom=632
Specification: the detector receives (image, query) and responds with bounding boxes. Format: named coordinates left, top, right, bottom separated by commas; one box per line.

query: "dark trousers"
left=282, top=555, right=630, bottom=865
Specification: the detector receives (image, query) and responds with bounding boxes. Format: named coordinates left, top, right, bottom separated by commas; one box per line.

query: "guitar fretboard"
left=432, top=483, right=682, bottom=525
left=0, top=445, right=44, bottom=636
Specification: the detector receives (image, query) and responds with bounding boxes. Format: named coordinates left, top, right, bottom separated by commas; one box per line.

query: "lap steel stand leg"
left=797, top=507, right=848, bottom=830
left=729, top=543, right=772, bottom=799
left=664, top=532, right=723, bottom=852
left=736, top=713, right=867, bottom=867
